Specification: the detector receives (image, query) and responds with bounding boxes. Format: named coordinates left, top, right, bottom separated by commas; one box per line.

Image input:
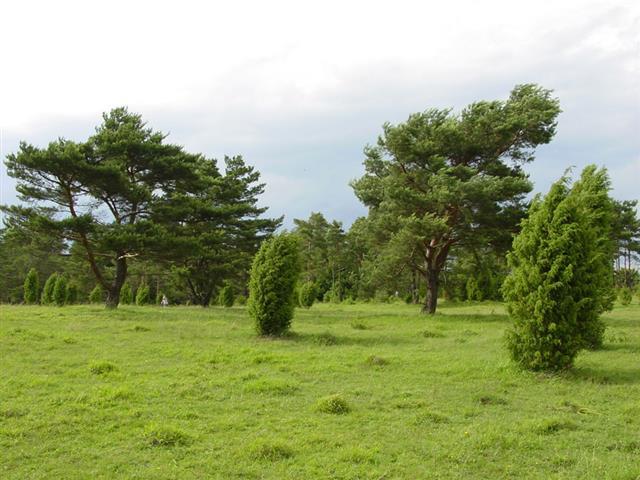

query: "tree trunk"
left=422, top=268, right=439, bottom=314
left=105, top=254, right=127, bottom=309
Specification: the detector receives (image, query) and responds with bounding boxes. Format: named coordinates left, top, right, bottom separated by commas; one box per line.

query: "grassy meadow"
left=1, top=301, right=639, bottom=479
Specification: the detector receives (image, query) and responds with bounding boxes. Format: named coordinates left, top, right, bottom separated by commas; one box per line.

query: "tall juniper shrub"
left=248, top=234, right=301, bottom=336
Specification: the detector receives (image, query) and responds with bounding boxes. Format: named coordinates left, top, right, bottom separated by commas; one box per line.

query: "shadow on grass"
left=428, top=313, right=511, bottom=324
left=261, top=331, right=412, bottom=347
left=563, top=365, right=640, bottom=385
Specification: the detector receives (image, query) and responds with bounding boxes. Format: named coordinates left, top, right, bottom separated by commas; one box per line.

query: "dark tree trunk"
left=105, top=254, right=127, bottom=309
left=422, top=268, right=439, bottom=314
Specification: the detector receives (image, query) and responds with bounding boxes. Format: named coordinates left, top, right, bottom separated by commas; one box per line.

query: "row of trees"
left=1, top=108, right=279, bottom=308
left=2, top=86, right=638, bottom=315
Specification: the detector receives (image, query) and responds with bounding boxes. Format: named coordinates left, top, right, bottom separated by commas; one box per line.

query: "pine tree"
left=41, top=273, right=58, bottom=305
left=53, top=275, right=68, bottom=306
left=23, top=268, right=40, bottom=304
left=248, top=235, right=301, bottom=336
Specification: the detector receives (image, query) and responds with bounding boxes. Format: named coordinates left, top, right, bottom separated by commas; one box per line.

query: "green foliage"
left=23, top=268, right=39, bottom=304
left=465, top=277, right=483, bottom=302
left=619, top=288, right=633, bottom=305
left=567, top=165, right=616, bottom=349
left=235, top=294, right=247, bottom=306
left=136, top=283, right=151, bottom=306
left=218, top=285, right=235, bottom=308
left=502, top=177, right=582, bottom=371
left=41, top=273, right=58, bottom=305
left=119, top=283, right=133, bottom=305
left=352, top=85, right=560, bottom=313
left=52, top=275, right=68, bottom=306
left=503, top=166, right=616, bottom=370
left=298, top=281, right=317, bottom=308
left=89, top=285, right=103, bottom=304
left=351, top=84, right=560, bottom=313
left=248, top=234, right=301, bottom=336
left=65, top=283, right=78, bottom=304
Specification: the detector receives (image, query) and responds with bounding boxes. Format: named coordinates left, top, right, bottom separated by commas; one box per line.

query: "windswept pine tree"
left=352, top=84, right=561, bottom=313
left=3, top=108, right=204, bottom=308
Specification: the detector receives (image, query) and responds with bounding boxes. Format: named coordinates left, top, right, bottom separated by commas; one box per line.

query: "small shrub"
left=298, top=281, right=317, bottom=308
left=465, top=277, right=483, bottom=301
left=315, top=394, right=350, bottom=414
left=136, top=283, right=151, bottom=306
left=41, top=273, right=58, bottom=305
left=249, top=441, right=294, bottom=461
left=52, top=275, right=68, bottom=306
left=248, top=234, right=301, bottom=336
left=235, top=294, right=247, bottom=306
left=218, top=285, right=235, bottom=308
left=144, top=425, right=190, bottom=447
left=119, top=282, right=133, bottom=305
left=88, top=285, right=103, bottom=304
left=65, top=283, right=78, bottom=304
left=89, top=360, right=117, bottom=375
left=618, top=288, right=633, bottom=306
left=23, top=268, right=40, bottom=305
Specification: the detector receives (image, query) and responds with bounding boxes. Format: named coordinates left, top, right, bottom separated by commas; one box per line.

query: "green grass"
left=1, top=301, right=639, bottom=479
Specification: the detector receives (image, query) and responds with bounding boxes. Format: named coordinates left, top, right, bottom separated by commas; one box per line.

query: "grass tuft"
left=248, top=441, right=294, bottom=461
left=144, top=425, right=190, bottom=447
left=315, top=394, right=351, bottom=414
left=89, top=361, right=117, bottom=375
left=312, top=332, right=339, bottom=346
left=422, top=330, right=445, bottom=338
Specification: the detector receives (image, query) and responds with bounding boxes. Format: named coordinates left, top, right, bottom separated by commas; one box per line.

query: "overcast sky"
left=1, top=0, right=638, bottom=227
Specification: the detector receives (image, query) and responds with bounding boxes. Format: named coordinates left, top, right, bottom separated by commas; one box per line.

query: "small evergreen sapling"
left=298, top=282, right=317, bottom=308
left=53, top=275, right=68, bottom=306
left=248, top=234, right=301, bottom=336
left=218, top=285, right=235, bottom=308
left=89, top=285, right=103, bottom=304
left=41, top=273, right=58, bottom=305
left=136, top=283, right=151, bottom=306
left=119, top=283, right=133, bottom=305
left=23, top=268, right=40, bottom=304
left=66, top=283, right=78, bottom=304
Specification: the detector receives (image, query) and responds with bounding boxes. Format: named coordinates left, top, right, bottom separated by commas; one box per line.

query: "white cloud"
left=1, top=0, right=638, bottom=223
